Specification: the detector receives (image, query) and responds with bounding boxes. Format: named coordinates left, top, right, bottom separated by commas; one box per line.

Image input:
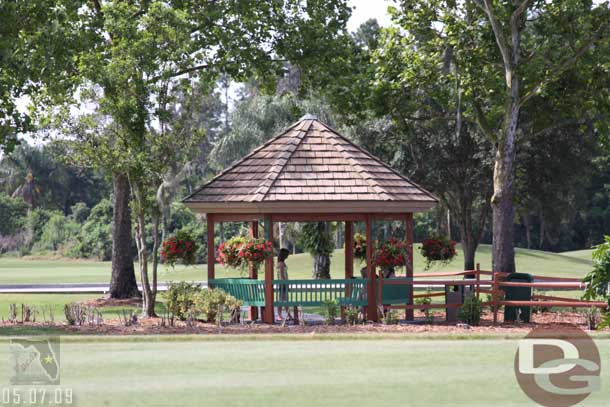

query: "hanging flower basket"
left=239, top=238, right=274, bottom=271
left=217, top=236, right=248, bottom=269
left=217, top=236, right=274, bottom=272
left=374, top=237, right=411, bottom=271
left=161, top=231, right=198, bottom=268
left=420, top=234, right=457, bottom=269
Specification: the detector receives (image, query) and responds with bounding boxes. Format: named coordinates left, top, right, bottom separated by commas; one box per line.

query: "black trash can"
left=504, top=273, right=533, bottom=323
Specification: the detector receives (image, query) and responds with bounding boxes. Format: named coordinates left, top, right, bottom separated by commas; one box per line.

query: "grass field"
left=0, top=244, right=595, bottom=285
left=0, top=336, right=608, bottom=407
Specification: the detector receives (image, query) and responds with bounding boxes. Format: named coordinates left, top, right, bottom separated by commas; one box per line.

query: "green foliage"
left=583, top=236, right=610, bottom=301
left=0, top=194, right=28, bottom=235
left=69, top=202, right=90, bottom=224
left=162, top=282, right=202, bottom=321
left=300, top=223, right=334, bottom=257
left=344, top=306, right=362, bottom=325
left=321, top=299, right=339, bottom=325
left=192, top=288, right=241, bottom=324
left=599, top=313, right=610, bottom=331
left=37, top=213, right=78, bottom=251
left=382, top=309, right=399, bottom=325
left=69, top=199, right=113, bottom=260
left=458, top=297, right=483, bottom=327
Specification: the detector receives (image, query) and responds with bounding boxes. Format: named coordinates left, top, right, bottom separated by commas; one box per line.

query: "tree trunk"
left=491, top=104, right=518, bottom=274
left=461, top=229, right=477, bottom=272
left=109, top=173, right=140, bottom=299
left=313, top=254, right=331, bottom=279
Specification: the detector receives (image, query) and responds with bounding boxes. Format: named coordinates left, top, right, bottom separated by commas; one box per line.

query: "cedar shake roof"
left=183, top=116, right=438, bottom=214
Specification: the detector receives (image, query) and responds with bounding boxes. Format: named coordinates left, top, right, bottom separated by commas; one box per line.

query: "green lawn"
left=0, top=337, right=608, bottom=406
left=0, top=293, right=148, bottom=322
left=0, top=244, right=595, bottom=285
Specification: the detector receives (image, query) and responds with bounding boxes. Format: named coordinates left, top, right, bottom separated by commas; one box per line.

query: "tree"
left=299, top=222, right=335, bottom=279
left=383, top=0, right=610, bottom=273
left=41, top=0, right=350, bottom=316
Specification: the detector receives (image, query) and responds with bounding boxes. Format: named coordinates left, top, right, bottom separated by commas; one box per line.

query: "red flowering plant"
left=420, top=234, right=457, bottom=269
left=373, top=237, right=411, bottom=272
left=217, top=236, right=274, bottom=274
left=238, top=239, right=274, bottom=271
left=216, top=236, right=248, bottom=269
left=161, top=231, right=198, bottom=268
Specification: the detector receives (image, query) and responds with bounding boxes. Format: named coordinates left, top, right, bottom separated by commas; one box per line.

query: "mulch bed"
left=3, top=308, right=606, bottom=336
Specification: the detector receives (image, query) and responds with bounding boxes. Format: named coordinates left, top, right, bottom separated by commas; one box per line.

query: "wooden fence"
left=377, top=264, right=608, bottom=324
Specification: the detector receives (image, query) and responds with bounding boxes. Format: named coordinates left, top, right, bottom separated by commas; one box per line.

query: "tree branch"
left=478, top=0, right=512, bottom=72
left=148, top=64, right=210, bottom=83
left=519, top=29, right=607, bottom=107
left=472, top=98, right=496, bottom=143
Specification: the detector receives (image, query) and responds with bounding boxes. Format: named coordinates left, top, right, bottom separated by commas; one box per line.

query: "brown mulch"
left=75, top=297, right=142, bottom=308
left=4, top=308, right=606, bottom=336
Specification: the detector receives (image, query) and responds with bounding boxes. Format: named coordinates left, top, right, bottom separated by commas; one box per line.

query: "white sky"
left=347, top=0, right=393, bottom=32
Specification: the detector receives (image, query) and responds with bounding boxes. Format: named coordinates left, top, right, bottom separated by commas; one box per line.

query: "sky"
left=347, top=0, right=394, bottom=32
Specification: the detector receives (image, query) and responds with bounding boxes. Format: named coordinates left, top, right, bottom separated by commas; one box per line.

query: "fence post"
left=475, top=263, right=480, bottom=300
left=491, top=270, right=498, bottom=325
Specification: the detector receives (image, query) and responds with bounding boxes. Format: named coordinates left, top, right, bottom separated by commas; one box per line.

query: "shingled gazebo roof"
left=183, top=115, right=438, bottom=214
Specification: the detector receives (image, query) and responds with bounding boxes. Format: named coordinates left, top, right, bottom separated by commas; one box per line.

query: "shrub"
left=420, top=234, right=457, bottom=269
left=321, top=299, right=339, bottom=325
left=458, top=296, right=483, bottom=326
left=192, top=288, right=242, bottom=323
left=73, top=199, right=113, bottom=260
left=0, top=194, right=28, bottom=236
left=344, top=306, right=361, bottom=325
left=163, top=281, right=202, bottom=321
left=583, top=236, right=610, bottom=301
left=382, top=309, right=399, bottom=325
left=161, top=230, right=198, bottom=268
left=583, top=307, right=601, bottom=330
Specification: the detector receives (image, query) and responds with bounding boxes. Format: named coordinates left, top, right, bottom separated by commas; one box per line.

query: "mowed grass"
left=0, top=337, right=609, bottom=407
left=0, top=293, right=153, bottom=323
left=0, top=244, right=595, bottom=285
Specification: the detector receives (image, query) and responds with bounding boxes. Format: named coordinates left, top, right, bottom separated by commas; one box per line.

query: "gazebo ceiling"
left=183, top=115, right=438, bottom=214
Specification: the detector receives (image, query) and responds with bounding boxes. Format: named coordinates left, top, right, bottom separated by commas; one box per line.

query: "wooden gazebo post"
left=343, top=221, right=354, bottom=320
left=207, top=214, right=215, bottom=281
left=249, top=220, right=259, bottom=321
left=405, top=212, right=414, bottom=320
left=263, top=215, right=275, bottom=323
left=366, top=214, right=378, bottom=321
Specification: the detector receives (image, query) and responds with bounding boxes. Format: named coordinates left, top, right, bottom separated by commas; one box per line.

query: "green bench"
left=210, top=278, right=412, bottom=308
left=209, top=278, right=265, bottom=307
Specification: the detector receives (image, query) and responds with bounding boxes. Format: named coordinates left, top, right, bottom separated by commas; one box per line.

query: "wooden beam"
left=405, top=212, right=414, bottom=320
left=207, top=214, right=215, bottom=281
left=213, top=213, right=260, bottom=222
left=366, top=214, right=378, bottom=321
left=263, top=215, right=275, bottom=324
left=270, top=213, right=367, bottom=222
left=249, top=221, right=259, bottom=321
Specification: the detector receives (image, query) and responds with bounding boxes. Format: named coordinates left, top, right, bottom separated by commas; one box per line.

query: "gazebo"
left=183, top=115, right=438, bottom=323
